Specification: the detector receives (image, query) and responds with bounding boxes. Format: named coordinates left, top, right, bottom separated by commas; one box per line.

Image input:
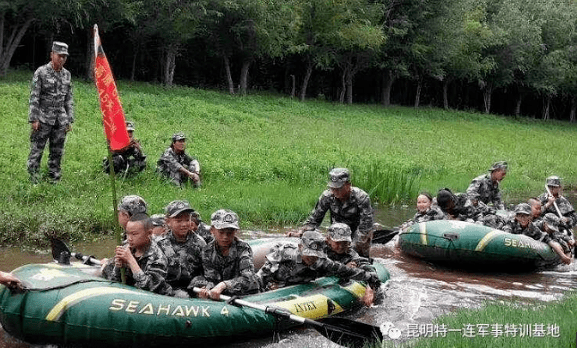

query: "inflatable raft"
left=0, top=238, right=389, bottom=347
left=398, top=220, right=561, bottom=270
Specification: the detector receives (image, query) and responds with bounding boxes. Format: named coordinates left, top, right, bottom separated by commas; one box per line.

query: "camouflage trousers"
left=353, top=230, right=373, bottom=258
left=27, top=122, right=68, bottom=181
left=159, top=165, right=200, bottom=187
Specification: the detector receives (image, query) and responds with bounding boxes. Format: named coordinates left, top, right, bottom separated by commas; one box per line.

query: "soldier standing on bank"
left=27, top=41, right=74, bottom=184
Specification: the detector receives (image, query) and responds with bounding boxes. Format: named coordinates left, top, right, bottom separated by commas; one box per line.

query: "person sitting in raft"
left=466, top=161, right=508, bottom=211
left=189, top=210, right=213, bottom=244
left=156, top=132, right=201, bottom=188
left=102, top=213, right=172, bottom=295
left=399, top=192, right=444, bottom=231
left=535, top=213, right=574, bottom=265
left=102, top=121, right=147, bottom=176
left=325, top=223, right=372, bottom=270
left=256, top=231, right=381, bottom=307
left=190, top=209, right=259, bottom=300
left=435, top=188, right=477, bottom=221
left=528, top=197, right=542, bottom=223
left=538, top=176, right=577, bottom=237
left=117, top=195, right=148, bottom=231
left=156, top=200, right=206, bottom=298
left=502, top=203, right=543, bottom=241
left=150, top=214, right=166, bottom=237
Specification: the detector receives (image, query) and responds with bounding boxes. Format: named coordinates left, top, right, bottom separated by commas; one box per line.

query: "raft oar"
left=192, top=287, right=383, bottom=348
left=372, top=228, right=399, bottom=244
left=49, top=237, right=102, bottom=266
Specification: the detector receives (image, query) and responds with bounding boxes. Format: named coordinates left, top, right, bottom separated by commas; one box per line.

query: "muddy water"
left=1, top=203, right=576, bottom=347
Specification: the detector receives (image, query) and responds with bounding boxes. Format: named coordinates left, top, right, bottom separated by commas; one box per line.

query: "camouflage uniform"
left=101, top=239, right=172, bottom=295
left=189, top=238, right=259, bottom=296
left=157, top=230, right=206, bottom=291
left=535, top=214, right=572, bottom=253
left=196, top=221, right=214, bottom=244
left=156, top=133, right=200, bottom=187
left=413, top=207, right=445, bottom=223
left=538, top=194, right=577, bottom=231
left=466, top=174, right=504, bottom=210
left=27, top=43, right=74, bottom=182
left=103, top=144, right=146, bottom=175
left=502, top=204, right=544, bottom=242
left=256, top=242, right=381, bottom=291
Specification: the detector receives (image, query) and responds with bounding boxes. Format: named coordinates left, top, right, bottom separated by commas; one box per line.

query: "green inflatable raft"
left=399, top=220, right=561, bottom=270
left=0, top=238, right=389, bottom=347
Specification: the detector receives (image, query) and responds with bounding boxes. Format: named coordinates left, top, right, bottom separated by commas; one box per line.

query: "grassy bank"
left=1, top=69, right=576, bottom=246
left=379, top=291, right=577, bottom=348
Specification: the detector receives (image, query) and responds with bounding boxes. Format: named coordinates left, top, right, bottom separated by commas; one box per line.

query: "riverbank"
left=1, top=70, right=576, bottom=247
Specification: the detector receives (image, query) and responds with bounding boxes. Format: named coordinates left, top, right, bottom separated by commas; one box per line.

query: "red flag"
left=93, top=25, right=130, bottom=151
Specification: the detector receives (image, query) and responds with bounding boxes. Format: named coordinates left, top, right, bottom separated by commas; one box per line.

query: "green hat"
left=543, top=213, right=560, bottom=233
left=126, top=121, right=135, bottom=132
left=328, top=223, right=352, bottom=242
left=489, top=161, right=508, bottom=172
left=301, top=231, right=326, bottom=258
left=546, top=176, right=561, bottom=187
left=514, top=203, right=531, bottom=215
left=328, top=168, right=350, bottom=189
left=118, top=195, right=147, bottom=215
left=150, top=214, right=165, bottom=227
left=52, top=41, right=69, bottom=55
left=165, top=200, right=195, bottom=218
left=172, top=132, right=186, bottom=142
left=211, top=209, right=239, bottom=230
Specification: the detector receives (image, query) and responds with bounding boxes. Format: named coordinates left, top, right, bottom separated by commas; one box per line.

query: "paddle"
left=372, top=228, right=399, bottom=244
left=50, top=237, right=102, bottom=266
left=191, top=287, right=383, bottom=348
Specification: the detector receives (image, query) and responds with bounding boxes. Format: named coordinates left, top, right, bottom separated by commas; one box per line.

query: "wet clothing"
left=535, top=220, right=572, bottom=253
left=304, top=187, right=373, bottom=257
left=502, top=219, right=544, bottom=242
left=157, top=231, right=206, bottom=292
left=538, top=193, right=577, bottom=231
left=27, top=62, right=74, bottom=181
left=103, top=140, right=146, bottom=175
left=189, top=238, right=258, bottom=296
left=466, top=173, right=504, bottom=210
left=256, top=243, right=381, bottom=291
left=102, top=240, right=171, bottom=295
left=156, top=146, right=200, bottom=186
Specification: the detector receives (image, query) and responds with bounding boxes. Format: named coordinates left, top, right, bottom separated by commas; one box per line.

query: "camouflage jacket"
left=156, top=147, right=199, bottom=176
left=538, top=193, right=577, bottom=229
left=413, top=207, right=445, bottom=223
left=534, top=220, right=572, bottom=245
left=326, top=247, right=373, bottom=272
left=304, top=187, right=373, bottom=239
left=102, top=239, right=171, bottom=295
left=157, top=231, right=206, bottom=290
left=189, top=238, right=258, bottom=295
left=29, top=62, right=74, bottom=126
left=502, top=220, right=546, bottom=243
left=466, top=173, right=503, bottom=210
left=256, top=243, right=381, bottom=291
left=196, top=222, right=214, bottom=244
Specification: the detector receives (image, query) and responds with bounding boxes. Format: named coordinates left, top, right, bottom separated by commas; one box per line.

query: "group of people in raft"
left=91, top=162, right=574, bottom=308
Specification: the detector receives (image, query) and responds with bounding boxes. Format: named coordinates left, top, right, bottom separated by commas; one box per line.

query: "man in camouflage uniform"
left=292, top=168, right=374, bottom=257
left=190, top=209, right=258, bottom=299
left=156, top=200, right=206, bottom=297
left=156, top=132, right=201, bottom=187
left=325, top=223, right=371, bottom=269
left=466, top=161, right=508, bottom=211
left=502, top=203, right=543, bottom=241
left=256, top=231, right=380, bottom=306
left=539, top=176, right=577, bottom=233
left=27, top=41, right=74, bottom=183
left=117, top=195, right=148, bottom=230
left=102, top=213, right=172, bottom=295
left=536, top=213, right=574, bottom=261
left=103, top=121, right=147, bottom=176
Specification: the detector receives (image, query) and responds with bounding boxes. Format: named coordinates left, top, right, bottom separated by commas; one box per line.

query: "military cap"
left=165, top=200, right=195, bottom=218
left=118, top=195, right=147, bottom=215
left=211, top=209, right=239, bottom=230
left=489, top=161, right=508, bottom=172
left=328, top=168, right=350, bottom=188
left=172, top=132, right=186, bottom=142
left=126, top=121, right=135, bottom=132
left=514, top=203, right=531, bottom=215
left=301, top=231, right=326, bottom=258
left=546, top=176, right=561, bottom=187
left=327, top=223, right=352, bottom=242
left=52, top=41, right=69, bottom=55
left=543, top=213, right=560, bottom=233
left=150, top=214, right=166, bottom=227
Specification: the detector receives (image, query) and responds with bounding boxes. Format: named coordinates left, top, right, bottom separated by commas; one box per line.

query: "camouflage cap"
left=150, top=214, right=166, bottom=227
left=328, top=168, right=350, bottom=189
left=300, top=231, right=326, bottom=258
left=489, top=161, right=508, bottom=172
left=211, top=209, right=239, bottom=230
left=165, top=200, right=195, bottom=218
left=514, top=203, right=531, bottom=215
left=52, top=41, right=69, bottom=55
left=126, top=121, right=135, bottom=132
left=546, top=176, right=561, bottom=187
left=543, top=213, right=560, bottom=233
left=172, top=132, right=186, bottom=142
left=327, top=223, right=352, bottom=242
left=118, top=195, right=147, bottom=215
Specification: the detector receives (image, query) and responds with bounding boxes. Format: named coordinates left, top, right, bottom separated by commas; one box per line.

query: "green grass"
left=378, top=291, right=577, bottom=348
left=0, top=69, right=576, bottom=246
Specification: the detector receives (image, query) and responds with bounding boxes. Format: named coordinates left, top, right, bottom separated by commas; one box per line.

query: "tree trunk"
left=86, top=29, right=93, bottom=80
left=131, top=49, right=137, bottom=81
left=542, top=95, right=551, bottom=120
left=290, top=75, right=295, bottom=98
left=163, top=44, right=178, bottom=86
left=381, top=70, right=395, bottom=107
left=442, top=80, right=450, bottom=109
left=223, top=55, right=235, bottom=94
left=514, top=94, right=522, bottom=116
left=239, top=58, right=251, bottom=95
left=0, top=16, right=34, bottom=76
left=570, top=96, right=576, bottom=122
left=482, top=83, right=493, bottom=114
left=414, top=77, right=422, bottom=108
left=299, top=60, right=313, bottom=102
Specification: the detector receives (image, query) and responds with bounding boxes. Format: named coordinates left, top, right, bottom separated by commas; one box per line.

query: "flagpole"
left=94, top=24, right=126, bottom=283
